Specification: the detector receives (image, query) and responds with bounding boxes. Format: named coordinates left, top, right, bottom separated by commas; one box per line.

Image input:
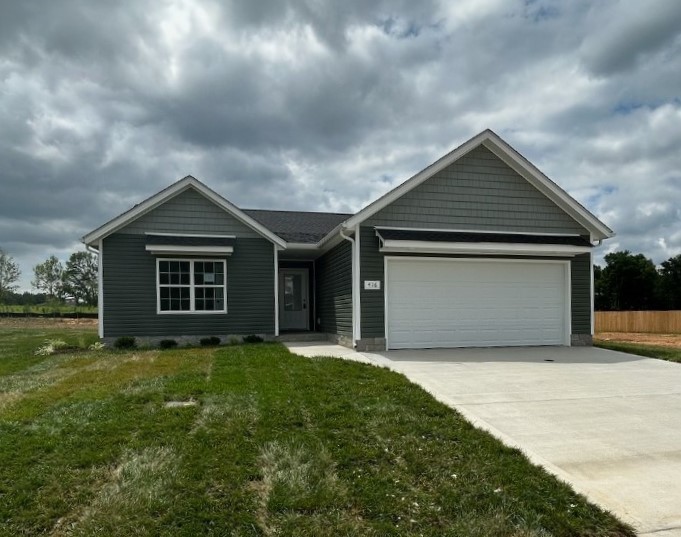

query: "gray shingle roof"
left=243, top=209, right=351, bottom=243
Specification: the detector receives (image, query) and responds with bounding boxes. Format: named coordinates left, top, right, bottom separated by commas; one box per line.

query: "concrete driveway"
left=286, top=343, right=681, bottom=536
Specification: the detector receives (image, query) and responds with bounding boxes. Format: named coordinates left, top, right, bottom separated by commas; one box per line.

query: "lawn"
left=595, top=339, right=681, bottom=363
left=0, top=303, right=97, bottom=316
left=0, top=322, right=633, bottom=536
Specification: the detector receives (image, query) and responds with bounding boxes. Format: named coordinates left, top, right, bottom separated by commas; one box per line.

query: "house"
left=82, top=129, right=614, bottom=351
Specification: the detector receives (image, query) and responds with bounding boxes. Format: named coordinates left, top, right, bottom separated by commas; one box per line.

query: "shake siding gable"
left=366, top=145, right=589, bottom=235
left=121, top=188, right=262, bottom=237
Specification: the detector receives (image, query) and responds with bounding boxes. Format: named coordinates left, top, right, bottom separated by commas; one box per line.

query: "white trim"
left=374, top=225, right=583, bottom=238
left=383, top=256, right=572, bottom=349
left=82, top=176, right=286, bottom=248
left=274, top=246, right=279, bottom=336
left=145, top=245, right=233, bottom=255
left=354, top=225, right=362, bottom=341
left=285, top=243, right=319, bottom=250
left=339, top=129, right=614, bottom=241
left=566, top=260, right=572, bottom=346
left=379, top=240, right=592, bottom=257
left=383, top=256, right=389, bottom=350
left=155, top=258, right=227, bottom=315
left=144, top=232, right=236, bottom=239
left=98, top=239, right=103, bottom=338
left=590, top=250, right=595, bottom=336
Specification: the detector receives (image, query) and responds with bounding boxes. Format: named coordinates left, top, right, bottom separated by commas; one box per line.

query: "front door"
left=279, top=268, right=309, bottom=331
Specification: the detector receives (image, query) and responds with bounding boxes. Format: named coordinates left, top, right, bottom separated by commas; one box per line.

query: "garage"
left=385, top=258, right=570, bottom=349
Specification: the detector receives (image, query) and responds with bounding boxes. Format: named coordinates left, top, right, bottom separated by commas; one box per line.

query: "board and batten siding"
left=366, top=145, right=589, bottom=235
left=102, top=234, right=274, bottom=337
left=121, top=188, right=262, bottom=238
left=315, top=240, right=352, bottom=338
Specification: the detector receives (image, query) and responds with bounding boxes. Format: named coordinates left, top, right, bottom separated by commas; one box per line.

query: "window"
left=157, top=259, right=226, bottom=313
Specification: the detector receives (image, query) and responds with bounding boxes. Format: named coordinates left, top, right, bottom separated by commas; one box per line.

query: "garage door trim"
left=383, top=256, right=572, bottom=350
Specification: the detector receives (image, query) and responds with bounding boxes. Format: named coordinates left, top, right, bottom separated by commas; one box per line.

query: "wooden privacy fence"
left=595, top=311, right=681, bottom=333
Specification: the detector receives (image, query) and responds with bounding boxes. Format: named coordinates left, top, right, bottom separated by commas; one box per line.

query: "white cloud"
left=0, top=0, right=680, bottom=291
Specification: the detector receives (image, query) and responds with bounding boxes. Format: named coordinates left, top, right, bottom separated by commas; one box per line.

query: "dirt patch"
left=0, top=317, right=97, bottom=330
left=595, top=332, right=681, bottom=349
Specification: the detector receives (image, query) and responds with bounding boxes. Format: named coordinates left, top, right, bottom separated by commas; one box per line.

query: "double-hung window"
left=157, top=259, right=226, bottom=313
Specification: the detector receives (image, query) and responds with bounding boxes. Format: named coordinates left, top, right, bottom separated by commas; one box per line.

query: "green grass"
left=0, top=325, right=634, bottom=536
left=0, top=303, right=97, bottom=315
left=595, top=340, right=681, bottom=363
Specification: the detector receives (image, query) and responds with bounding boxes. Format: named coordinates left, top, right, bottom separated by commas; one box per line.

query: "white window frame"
left=156, top=258, right=227, bottom=315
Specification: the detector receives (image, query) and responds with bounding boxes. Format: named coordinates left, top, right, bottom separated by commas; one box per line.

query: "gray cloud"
left=1, top=0, right=680, bottom=290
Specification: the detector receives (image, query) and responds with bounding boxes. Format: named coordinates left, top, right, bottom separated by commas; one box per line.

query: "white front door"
left=279, top=268, right=310, bottom=331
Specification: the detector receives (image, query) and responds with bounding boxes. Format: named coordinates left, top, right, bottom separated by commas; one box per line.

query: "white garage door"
left=386, top=258, right=569, bottom=349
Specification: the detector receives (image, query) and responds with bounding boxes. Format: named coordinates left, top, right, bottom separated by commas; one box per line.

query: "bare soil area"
left=0, top=317, right=97, bottom=330
left=595, top=332, right=681, bottom=349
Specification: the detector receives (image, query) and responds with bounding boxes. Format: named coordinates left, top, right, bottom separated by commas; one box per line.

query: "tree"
left=0, top=248, right=21, bottom=303
left=32, top=255, right=64, bottom=300
left=62, top=251, right=98, bottom=306
left=597, top=251, right=659, bottom=311
left=658, top=254, right=681, bottom=310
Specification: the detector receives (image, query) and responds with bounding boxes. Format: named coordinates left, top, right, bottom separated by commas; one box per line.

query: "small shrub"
left=228, top=336, right=241, bottom=346
left=243, top=335, right=264, bottom=344
left=114, top=336, right=137, bottom=350
left=34, top=339, right=69, bottom=356
left=159, top=339, right=178, bottom=350
left=200, top=336, right=221, bottom=347
left=88, top=341, right=106, bottom=351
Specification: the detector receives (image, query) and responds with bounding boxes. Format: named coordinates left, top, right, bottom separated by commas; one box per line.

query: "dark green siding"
left=571, top=253, right=592, bottom=334
left=103, top=234, right=274, bottom=337
left=315, top=240, right=352, bottom=337
left=366, top=145, right=589, bottom=235
left=360, top=227, right=385, bottom=339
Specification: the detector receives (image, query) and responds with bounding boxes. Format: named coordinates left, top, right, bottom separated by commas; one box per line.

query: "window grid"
left=157, top=259, right=227, bottom=314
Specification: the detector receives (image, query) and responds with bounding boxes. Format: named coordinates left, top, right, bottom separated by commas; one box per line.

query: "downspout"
left=340, top=228, right=360, bottom=347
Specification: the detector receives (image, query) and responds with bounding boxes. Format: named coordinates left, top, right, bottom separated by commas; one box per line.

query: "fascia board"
left=379, top=239, right=592, bottom=257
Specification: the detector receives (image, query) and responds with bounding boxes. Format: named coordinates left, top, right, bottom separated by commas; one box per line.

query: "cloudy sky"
left=1, top=0, right=681, bottom=291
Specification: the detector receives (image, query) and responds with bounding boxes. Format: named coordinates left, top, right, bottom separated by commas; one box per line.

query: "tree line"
left=2, top=246, right=679, bottom=311
left=0, top=248, right=98, bottom=306
left=595, top=251, right=681, bottom=311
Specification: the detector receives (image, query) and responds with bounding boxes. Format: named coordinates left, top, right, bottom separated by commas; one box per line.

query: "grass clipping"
left=253, top=440, right=346, bottom=533
left=54, top=446, right=178, bottom=536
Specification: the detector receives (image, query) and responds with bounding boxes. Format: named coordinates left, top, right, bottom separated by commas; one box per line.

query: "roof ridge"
left=243, top=208, right=353, bottom=216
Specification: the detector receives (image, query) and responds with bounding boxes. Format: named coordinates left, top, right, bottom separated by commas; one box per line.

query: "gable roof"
left=82, top=176, right=287, bottom=248
left=340, top=129, right=615, bottom=241
left=243, top=209, right=351, bottom=243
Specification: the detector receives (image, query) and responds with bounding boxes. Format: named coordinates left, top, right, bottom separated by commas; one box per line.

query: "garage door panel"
left=386, top=259, right=568, bottom=349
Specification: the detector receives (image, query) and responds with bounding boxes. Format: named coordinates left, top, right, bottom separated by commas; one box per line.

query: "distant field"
left=0, top=304, right=97, bottom=316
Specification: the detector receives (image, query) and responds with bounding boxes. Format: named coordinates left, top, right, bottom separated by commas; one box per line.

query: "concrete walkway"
left=285, top=343, right=681, bottom=536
